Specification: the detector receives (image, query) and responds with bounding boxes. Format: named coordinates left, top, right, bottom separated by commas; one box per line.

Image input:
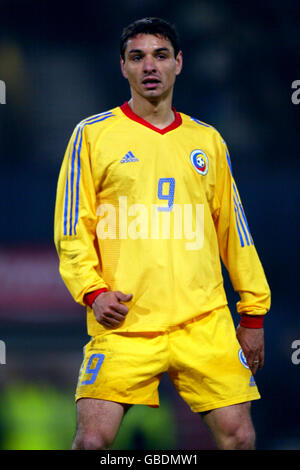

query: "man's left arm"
left=212, top=133, right=271, bottom=374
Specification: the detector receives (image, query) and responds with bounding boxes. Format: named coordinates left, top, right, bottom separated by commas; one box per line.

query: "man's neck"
left=127, top=95, right=175, bottom=129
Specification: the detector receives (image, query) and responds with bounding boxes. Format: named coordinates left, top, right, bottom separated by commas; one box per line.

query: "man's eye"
left=156, top=53, right=169, bottom=60
left=132, top=56, right=142, bottom=61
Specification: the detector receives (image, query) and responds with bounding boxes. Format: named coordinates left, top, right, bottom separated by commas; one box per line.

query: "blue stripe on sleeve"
left=74, top=130, right=82, bottom=235
left=233, top=183, right=253, bottom=246
left=69, top=126, right=81, bottom=235
left=63, top=112, right=114, bottom=236
left=239, top=203, right=253, bottom=245
left=190, top=117, right=211, bottom=127
left=234, top=205, right=245, bottom=247
left=63, top=135, right=76, bottom=236
left=222, top=138, right=253, bottom=247
left=72, top=113, right=115, bottom=235
left=225, top=147, right=233, bottom=175
left=233, top=194, right=250, bottom=246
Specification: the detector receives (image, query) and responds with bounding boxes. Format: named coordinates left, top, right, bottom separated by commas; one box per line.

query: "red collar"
left=120, top=101, right=182, bottom=135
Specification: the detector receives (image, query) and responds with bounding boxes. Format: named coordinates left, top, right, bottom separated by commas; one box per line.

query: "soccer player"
left=54, top=17, right=271, bottom=450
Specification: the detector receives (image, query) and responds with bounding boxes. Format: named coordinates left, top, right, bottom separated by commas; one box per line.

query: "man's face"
left=120, top=33, right=182, bottom=101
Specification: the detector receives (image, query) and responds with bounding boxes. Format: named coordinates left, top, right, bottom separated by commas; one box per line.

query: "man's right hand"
left=92, top=291, right=133, bottom=328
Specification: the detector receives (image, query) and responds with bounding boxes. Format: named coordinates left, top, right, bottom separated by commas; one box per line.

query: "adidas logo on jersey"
left=120, top=151, right=139, bottom=163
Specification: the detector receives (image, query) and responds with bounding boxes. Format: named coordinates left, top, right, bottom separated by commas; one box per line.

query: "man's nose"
left=143, top=55, right=156, bottom=72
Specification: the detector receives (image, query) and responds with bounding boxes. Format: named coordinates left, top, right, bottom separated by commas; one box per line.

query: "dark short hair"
left=120, top=17, right=180, bottom=61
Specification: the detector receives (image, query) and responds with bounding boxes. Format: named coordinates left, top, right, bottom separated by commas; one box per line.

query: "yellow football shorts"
left=75, top=306, right=260, bottom=412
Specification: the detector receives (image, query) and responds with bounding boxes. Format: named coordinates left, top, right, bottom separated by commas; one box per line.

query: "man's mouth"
left=142, top=77, right=161, bottom=88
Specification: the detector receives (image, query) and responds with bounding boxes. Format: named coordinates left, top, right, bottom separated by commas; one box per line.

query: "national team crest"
left=190, top=150, right=209, bottom=175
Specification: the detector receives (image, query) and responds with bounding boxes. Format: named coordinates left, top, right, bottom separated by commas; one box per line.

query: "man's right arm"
left=54, top=122, right=133, bottom=328
left=54, top=122, right=109, bottom=306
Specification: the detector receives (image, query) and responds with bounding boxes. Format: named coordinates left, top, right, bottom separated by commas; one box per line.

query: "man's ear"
left=120, top=56, right=128, bottom=79
left=175, top=50, right=183, bottom=76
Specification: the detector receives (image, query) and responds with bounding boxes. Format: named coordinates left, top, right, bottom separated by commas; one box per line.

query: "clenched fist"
left=92, top=290, right=133, bottom=328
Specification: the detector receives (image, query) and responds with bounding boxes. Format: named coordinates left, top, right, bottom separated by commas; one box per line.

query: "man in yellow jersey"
left=54, top=17, right=271, bottom=450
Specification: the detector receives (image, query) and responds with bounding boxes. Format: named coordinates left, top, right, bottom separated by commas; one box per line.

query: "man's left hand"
left=236, top=325, right=264, bottom=375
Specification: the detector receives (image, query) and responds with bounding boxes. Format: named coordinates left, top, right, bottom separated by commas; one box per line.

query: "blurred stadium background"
left=0, top=0, right=299, bottom=450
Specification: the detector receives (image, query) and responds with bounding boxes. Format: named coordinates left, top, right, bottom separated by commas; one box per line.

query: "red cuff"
left=84, top=288, right=108, bottom=307
left=240, top=314, right=264, bottom=329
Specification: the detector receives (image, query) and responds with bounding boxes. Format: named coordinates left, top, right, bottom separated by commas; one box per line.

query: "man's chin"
left=143, top=88, right=160, bottom=96
left=141, top=88, right=165, bottom=100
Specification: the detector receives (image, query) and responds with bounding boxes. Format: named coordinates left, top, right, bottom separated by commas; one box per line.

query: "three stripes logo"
left=120, top=151, right=139, bottom=163
left=233, top=182, right=253, bottom=248
left=223, top=142, right=253, bottom=248
left=63, top=110, right=115, bottom=236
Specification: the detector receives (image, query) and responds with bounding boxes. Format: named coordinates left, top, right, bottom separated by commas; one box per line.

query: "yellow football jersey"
left=54, top=102, right=271, bottom=336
